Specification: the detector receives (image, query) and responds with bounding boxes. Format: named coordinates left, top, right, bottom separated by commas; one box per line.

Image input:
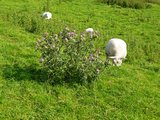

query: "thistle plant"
left=36, top=27, right=104, bottom=83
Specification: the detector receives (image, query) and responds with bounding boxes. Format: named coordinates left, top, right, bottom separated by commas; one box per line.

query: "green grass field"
left=0, top=0, right=160, bottom=119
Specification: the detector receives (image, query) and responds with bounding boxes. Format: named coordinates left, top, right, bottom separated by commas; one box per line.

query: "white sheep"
left=86, top=28, right=94, bottom=38
left=105, top=38, right=127, bottom=66
left=42, top=12, right=52, bottom=19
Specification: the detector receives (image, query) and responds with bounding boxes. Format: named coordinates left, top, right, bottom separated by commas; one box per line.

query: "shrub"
left=36, top=27, right=105, bottom=84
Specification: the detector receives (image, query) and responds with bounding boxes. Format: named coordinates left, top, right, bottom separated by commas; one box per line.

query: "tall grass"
left=97, top=0, right=160, bottom=8
left=0, top=0, right=160, bottom=119
left=147, top=0, right=160, bottom=4
left=5, top=11, right=63, bottom=34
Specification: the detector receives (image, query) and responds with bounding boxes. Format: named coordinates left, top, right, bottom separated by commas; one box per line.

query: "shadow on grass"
left=2, top=63, right=92, bottom=86
left=2, top=63, right=48, bottom=83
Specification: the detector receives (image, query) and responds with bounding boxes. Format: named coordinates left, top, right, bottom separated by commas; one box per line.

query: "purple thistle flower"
left=68, top=32, right=75, bottom=39
left=89, top=57, right=93, bottom=61
left=42, top=37, right=45, bottom=41
left=60, top=31, right=63, bottom=36
left=89, top=54, right=94, bottom=61
left=90, top=54, right=93, bottom=57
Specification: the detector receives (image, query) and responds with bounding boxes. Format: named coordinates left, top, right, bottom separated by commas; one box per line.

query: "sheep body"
left=42, top=12, right=52, bottom=19
left=86, top=28, right=94, bottom=38
left=86, top=28, right=94, bottom=33
left=105, top=38, right=127, bottom=66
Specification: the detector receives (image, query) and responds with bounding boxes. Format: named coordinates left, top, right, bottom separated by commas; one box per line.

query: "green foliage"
left=59, top=0, right=74, bottom=3
left=36, top=27, right=104, bottom=83
left=97, top=0, right=160, bottom=9
left=147, top=0, right=160, bottom=4
left=0, top=0, right=160, bottom=119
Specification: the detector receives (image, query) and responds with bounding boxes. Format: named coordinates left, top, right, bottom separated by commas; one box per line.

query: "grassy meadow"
left=0, top=0, right=160, bottom=119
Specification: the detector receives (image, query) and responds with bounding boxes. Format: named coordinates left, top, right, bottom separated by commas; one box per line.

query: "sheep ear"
left=109, top=56, right=116, bottom=59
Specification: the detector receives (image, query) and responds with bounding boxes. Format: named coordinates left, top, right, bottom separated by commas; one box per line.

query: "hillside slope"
left=0, top=0, right=160, bottom=119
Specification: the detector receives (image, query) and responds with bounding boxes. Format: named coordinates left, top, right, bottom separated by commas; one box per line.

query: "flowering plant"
left=36, top=27, right=104, bottom=83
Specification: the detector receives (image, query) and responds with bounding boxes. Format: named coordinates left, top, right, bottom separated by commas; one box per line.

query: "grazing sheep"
left=105, top=38, right=127, bottom=66
left=42, top=12, right=52, bottom=19
left=86, top=28, right=94, bottom=38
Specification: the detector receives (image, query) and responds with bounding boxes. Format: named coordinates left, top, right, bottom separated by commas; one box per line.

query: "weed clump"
left=36, top=27, right=105, bottom=84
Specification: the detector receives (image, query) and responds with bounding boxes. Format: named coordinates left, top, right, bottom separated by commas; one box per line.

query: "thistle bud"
left=96, top=69, right=100, bottom=74
left=40, top=58, right=44, bottom=63
left=65, top=38, right=68, bottom=42
left=54, top=34, right=58, bottom=40
left=52, top=44, right=55, bottom=49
